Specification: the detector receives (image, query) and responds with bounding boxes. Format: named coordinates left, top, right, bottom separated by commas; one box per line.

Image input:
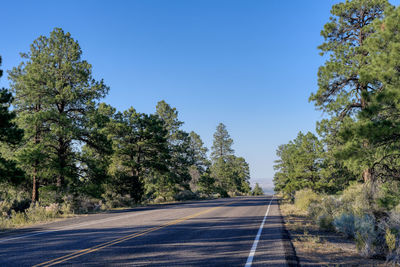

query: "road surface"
left=0, top=196, right=297, bottom=266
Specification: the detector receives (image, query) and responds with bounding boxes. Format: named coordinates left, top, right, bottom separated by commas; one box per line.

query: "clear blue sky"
left=1, top=0, right=399, bottom=188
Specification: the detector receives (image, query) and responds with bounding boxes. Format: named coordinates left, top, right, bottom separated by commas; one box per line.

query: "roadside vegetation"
left=274, top=0, right=400, bottom=264
left=0, top=29, right=252, bottom=230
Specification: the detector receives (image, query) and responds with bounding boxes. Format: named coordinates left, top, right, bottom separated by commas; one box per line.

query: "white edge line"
left=244, top=195, right=275, bottom=267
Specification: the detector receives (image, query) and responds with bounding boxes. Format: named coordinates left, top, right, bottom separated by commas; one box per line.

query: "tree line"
left=0, top=28, right=252, bottom=208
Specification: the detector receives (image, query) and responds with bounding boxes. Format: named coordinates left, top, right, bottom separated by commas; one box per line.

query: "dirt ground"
left=279, top=202, right=388, bottom=266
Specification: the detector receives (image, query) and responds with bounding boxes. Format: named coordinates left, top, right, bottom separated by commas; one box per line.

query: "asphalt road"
left=0, top=196, right=297, bottom=266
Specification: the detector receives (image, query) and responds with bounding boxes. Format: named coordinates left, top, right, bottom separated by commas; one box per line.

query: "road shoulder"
left=279, top=201, right=386, bottom=266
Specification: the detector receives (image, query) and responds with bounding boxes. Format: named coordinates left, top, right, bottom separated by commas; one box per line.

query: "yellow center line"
left=33, top=200, right=238, bottom=267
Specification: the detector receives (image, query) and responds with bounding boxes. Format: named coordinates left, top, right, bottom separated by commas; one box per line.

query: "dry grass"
left=280, top=200, right=386, bottom=266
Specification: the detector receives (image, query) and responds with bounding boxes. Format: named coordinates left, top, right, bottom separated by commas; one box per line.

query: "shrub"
left=294, top=189, right=320, bottom=211
left=333, top=213, right=355, bottom=238
left=307, top=195, right=339, bottom=231
left=38, top=185, right=60, bottom=206
left=384, top=212, right=400, bottom=264
left=317, top=214, right=335, bottom=231
left=10, top=210, right=27, bottom=225
left=101, top=190, right=132, bottom=209
left=25, top=204, right=57, bottom=223
left=75, top=196, right=101, bottom=213
left=0, top=217, right=10, bottom=229
left=385, top=228, right=396, bottom=253
left=215, top=187, right=229, bottom=198
left=0, top=200, right=13, bottom=216
left=174, top=190, right=199, bottom=201
left=354, top=215, right=377, bottom=257
left=340, top=183, right=368, bottom=216
left=11, top=198, right=31, bottom=213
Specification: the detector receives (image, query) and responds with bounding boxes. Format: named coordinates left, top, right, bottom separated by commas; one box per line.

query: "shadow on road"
left=0, top=196, right=294, bottom=266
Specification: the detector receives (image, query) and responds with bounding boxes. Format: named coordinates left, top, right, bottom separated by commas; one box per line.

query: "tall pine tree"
left=309, top=0, right=390, bottom=182
left=9, top=28, right=109, bottom=198
left=210, top=123, right=234, bottom=162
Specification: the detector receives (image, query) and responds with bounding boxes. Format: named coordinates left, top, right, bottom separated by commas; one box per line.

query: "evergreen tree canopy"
left=110, top=107, right=169, bottom=201
left=155, top=101, right=194, bottom=197
left=310, top=0, right=390, bottom=117
left=211, top=123, right=234, bottom=162
left=0, top=56, right=22, bottom=146
left=0, top=56, right=23, bottom=183
left=8, top=28, right=109, bottom=197
left=274, top=132, right=325, bottom=197
left=252, top=183, right=263, bottom=196
left=189, top=131, right=209, bottom=173
left=337, top=6, right=400, bottom=181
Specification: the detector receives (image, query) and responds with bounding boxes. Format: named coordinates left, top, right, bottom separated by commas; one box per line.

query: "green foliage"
left=252, top=183, right=263, bottom=196
left=274, top=132, right=330, bottom=197
left=0, top=56, right=23, bottom=146
left=339, top=6, right=400, bottom=182
left=354, top=215, right=377, bottom=257
left=211, top=123, right=234, bottom=162
left=174, top=190, right=199, bottom=201
left=155, top=101, right=194, bottom=197
left=294, top=189, right=321, bottom=211
left=109, top=107, right=169, bottom=202
left=189, top=131, right=209, bottom=172
left=333, top=213, right=356, bottom=238
left=0, top=56, right=24, bottom=184
left=188, top=131, right=210, bottom=192
left=310, top=0, right=390, bottom=116
left=79, top=102, right=114, bottom=198
left=198, top=173, right=215, bottom=196
left=317, top=214, right=335, bottom=231
left=209, top=123, right=250, bottom=196
left=308, top=195, right=340, bottom=231
left=377, top=181, right=400, bottom=211
left=38, top=185, right=60, bottom=206
left=385, top=228, right=396, bottom=253
left=101, top=187, right=132, bottom=209
left=277, top=1, right=400, bottom=260
left=211, top=156, right=251, bottom=195
left=8, top=28, right=109, bottom=202
left=0, top=27, right=253, bottom=226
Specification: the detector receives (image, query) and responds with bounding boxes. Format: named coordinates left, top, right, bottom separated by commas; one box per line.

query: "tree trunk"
left=362, top=168, right=374, bottom=183
left=32, top=121, right=40, bottom=203
left=57, top=138, right=66, bottom=188
left=32, top=166, right=39, bottom=202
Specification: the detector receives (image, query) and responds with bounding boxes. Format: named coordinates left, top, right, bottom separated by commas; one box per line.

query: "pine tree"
left=339, top=6, right=400, bottom=181
left=188, top=131, right=209, bottom=192
left=252, top=183, right=263, bottom=196
left=80, top=103, right=115, bottom=198
left=109, top=107, right=169, bottom=202
left=309, top=0, right=390, bottom=183
left=8, top=28, right=109, bottom=198
left=155, top=101, right=194, bottom=197
left=189, top=131, right=209, bottom=173
left=210, top=123, right=234, bottom=162
left=0, top=56, right=23, bottom=185
left=273, top=132, right=324, bottom=198
left=310, top=0, right=389, bottom=116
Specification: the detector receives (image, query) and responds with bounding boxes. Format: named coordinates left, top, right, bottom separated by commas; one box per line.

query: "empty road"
left=0, top=196, right=297, bottom=266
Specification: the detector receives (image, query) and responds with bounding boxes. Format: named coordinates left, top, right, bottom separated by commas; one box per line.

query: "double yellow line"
left=34, top=200, right=237, bottom=266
